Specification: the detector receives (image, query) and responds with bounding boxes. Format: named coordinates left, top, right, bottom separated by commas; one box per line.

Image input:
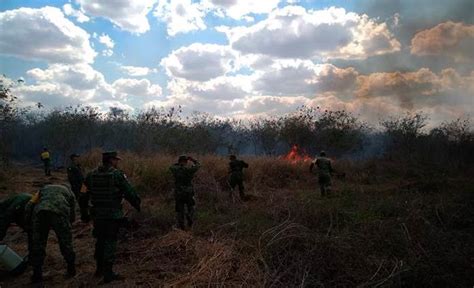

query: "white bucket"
left=0, top=245, right=24, bottom=272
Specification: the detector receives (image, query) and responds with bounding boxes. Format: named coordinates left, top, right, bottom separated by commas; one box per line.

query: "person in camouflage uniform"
left=0, top=193, right=32, bottom=249
left=67, top=154, right=89, bottom=220
left=26, top=184, right=76, bottom=283
left=228, top=155, right=249, bottom=200
left=169, top=155, right=200, bottom=230
left=40, top=148, right=51, bottom=176
left=82, top=151, right=141, bottom=284
left=67, top=154, right=84, bottom=198
left=310, top=151, right=334, bottom=197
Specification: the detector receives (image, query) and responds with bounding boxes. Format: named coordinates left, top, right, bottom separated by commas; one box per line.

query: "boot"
left=66, top=262, right=76, bottom=278
left=103, top=265, right=124, bottom=284
left=95, top=259, right=103, bottom=277
left=31, top=267, right=43, bottom=283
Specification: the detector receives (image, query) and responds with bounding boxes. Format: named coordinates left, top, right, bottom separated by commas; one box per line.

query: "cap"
left=102, top=151, right=122, bottom=160
left=178, top=155, right=188, bottom=162
left=229, top=154, right=237, bottom=160
left=320, top=150, right=326, bottom=156
left=70, top=153, right=80, bottom=159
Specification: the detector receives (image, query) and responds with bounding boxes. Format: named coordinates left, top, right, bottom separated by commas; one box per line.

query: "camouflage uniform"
left=229, top=158, right=249, bottom=199
left=67, top=161, right=84, bottom=198
left=0, top=193, right=32, bottom=244
left=83, top=164, right=141, bottom=281
left=67, top=159, right=88, bottom=220
left=169, top=158, right=200, bottom=229
left=310, top=156, right=334, bottom=197
left=27, top=185, right=76, bottom=281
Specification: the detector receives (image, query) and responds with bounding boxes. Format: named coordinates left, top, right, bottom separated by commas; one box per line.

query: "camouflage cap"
left=103, top=151, right=122, bottom=160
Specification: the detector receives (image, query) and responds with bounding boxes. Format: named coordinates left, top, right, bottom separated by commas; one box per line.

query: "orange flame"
left=283, top=144, right=312, bottom=164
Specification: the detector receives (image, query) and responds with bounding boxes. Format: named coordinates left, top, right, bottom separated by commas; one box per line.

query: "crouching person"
left=27, top=184, right=76, bottom=283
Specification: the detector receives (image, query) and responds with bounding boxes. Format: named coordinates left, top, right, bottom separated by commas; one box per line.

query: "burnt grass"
left=0, top=153, right=473, bottom=287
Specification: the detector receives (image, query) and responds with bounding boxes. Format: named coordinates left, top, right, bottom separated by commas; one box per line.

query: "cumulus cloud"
left=77, top=0, right=156, bottom=34
left=0, top=6, right=96, bottom=64
left=411, top=21, right=474, bottom=62
left=62, top=3, right=90, bottom=23
left=251, top=60, right=359, bottom=97
left=202, top=0, right=280, bottom=20
left=161, top=43, right=237, bottom=81
left=120, top=66, right=156, bottom=77
left=154, top=0, right=206, bottom=36
left=113, top=78, right=162, bottom=99
left=218, top=6, right=400, bottom=60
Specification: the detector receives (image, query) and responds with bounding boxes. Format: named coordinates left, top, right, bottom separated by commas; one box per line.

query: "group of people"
left=0, top=149, right=333, bottom=285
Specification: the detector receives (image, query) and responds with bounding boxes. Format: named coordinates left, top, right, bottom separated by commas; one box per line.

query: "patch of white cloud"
left=62, top=3, right=90, bottom=23
left=76, top=0, right=156, bottom=34
left=113, top=78, right=162, bottom=99
left=120, top=66, right=156, bottom=77
left=0, top=6, right=96, bottom=64
left=161, top=43, right=237, bottom=81
left=218, top=6, right=401, bottom=60
left=202, top=0, right=280, bottom=20
left=154, top=0, right=206, bottom=36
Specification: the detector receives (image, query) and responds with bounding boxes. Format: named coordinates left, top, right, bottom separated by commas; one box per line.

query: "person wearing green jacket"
left=82, top=151, right=141, bottom=284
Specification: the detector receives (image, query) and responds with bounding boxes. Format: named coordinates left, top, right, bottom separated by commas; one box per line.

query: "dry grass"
left=0, top=152, right=473, bottom=287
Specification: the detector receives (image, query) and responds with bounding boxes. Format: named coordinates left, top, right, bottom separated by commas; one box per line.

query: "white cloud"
left=154, top=0, right=206, bottom=36
left=120, top=65, right=156, bottom=77
left=202, top=0, right=280, bottom=20
left=77, top=0, right=157, bottom=34
left=0, top=6, right=96, bottom=64
left=219, top=6, right=400, bottom=60
left=161, top=43, right=237, bottom=81
left=62, top=3, right=90, bottom=23
left=98, top=34, right=115, bottom=49
left=113, top=78, right=162, bottom=99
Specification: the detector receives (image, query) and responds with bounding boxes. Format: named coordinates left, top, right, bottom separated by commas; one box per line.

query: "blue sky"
left=0, top=0, right=473, bottom=125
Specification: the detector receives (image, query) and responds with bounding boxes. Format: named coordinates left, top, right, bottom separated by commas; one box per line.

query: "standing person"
left=310, top=151, right=334, bottom=197
left=67, top=154, right=88, bottom=220
left=228, top=155, right=249, bottom=201
left=82, top=151, right=141, bottom=284
left=40, top=148, right=51, bottom=176
left=27, top=184, right=76, bottom=283
left=169, top=155, right=200, bottom=230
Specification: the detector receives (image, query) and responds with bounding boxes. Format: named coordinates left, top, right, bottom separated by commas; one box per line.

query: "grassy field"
left=0, top=152, right=473, bottom=287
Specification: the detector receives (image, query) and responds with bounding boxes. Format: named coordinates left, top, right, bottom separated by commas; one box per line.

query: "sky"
left=0, top=0, right=473, bottom=125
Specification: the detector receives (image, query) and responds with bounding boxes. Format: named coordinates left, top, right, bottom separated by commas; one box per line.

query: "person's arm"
left=116, top=171, right=141, bottom=212
left=79, top=174, right=92, bottom=222
left=24, top=192, right=39, bottom=233
left=0, top=197, right=16, bottom=240
left=241, top=160, right=249, bottom=168
left=188, top=157, right=201, bottom=174
left=309, top=162, right=314, bottom=173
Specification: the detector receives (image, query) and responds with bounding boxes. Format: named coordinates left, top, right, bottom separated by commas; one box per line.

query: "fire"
left=283, top=144, right=312, bottom=163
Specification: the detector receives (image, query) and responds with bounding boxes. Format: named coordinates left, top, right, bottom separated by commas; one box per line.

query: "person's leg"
left=93, top=220, right=105, bottom=276
left=175, top=197, right=185, bottom=230
left=185, top=195, right=195, bottom=228
left=102, top=220, right=121, bottom=283
left=30, top=212, right=51, bottom=283
left=238, top=180, right=246, bottom=200
left=51, top=215, right=75, bottom=277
